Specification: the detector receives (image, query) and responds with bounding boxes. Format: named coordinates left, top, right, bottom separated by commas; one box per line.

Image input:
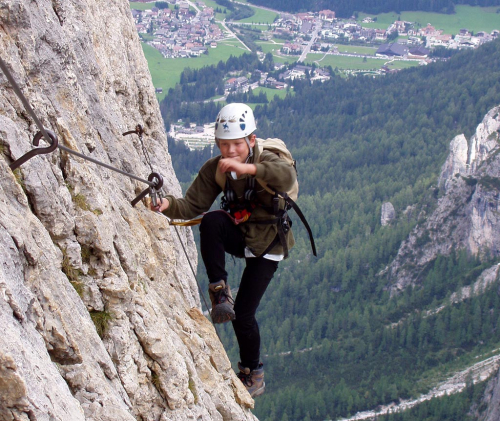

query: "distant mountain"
left=237, top=41, right=500, bottom=420
left=387, top=106, right=500, bottom=293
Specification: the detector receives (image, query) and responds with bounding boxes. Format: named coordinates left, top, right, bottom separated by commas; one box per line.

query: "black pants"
left=200, top=211, right=278, bottom=370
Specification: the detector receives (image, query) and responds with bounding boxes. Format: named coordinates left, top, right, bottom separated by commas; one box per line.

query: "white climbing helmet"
left=214, top=103, right=257, bottom=140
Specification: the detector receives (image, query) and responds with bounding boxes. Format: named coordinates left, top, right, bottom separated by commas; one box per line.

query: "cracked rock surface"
left=0, top=0, right=256, bottom=419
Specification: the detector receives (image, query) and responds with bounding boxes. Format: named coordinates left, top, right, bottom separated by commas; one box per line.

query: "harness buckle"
left=280, top=211, right=291, bottom=234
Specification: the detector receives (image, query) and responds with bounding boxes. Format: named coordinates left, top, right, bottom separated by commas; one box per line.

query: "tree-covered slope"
left=218, top=42, right=500, bottom=420
left=166, top=40, right=500, bottom=420
left=246, top=0, right=500, bottom=17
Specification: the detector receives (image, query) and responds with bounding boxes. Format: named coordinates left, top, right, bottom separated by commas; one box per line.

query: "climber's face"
left=218, top=135, right=255, bottom=163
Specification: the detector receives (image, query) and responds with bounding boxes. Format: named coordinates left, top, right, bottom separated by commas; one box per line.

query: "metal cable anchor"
left=122, top=124, right=144, bottom=138
left=131, top=172, right=163, bottom=207
left=10, top=130, right=59, bottom=170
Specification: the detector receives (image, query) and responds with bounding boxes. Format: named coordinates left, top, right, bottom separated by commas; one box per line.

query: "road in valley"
left=298, top=19, right=322, bottom=62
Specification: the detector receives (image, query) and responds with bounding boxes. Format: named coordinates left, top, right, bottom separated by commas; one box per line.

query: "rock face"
left=381, top=202, right=396, bottom=226
left=387, top=105, right=500, bottom=292
left=382, top=106, right=500, bottom=420
left=477, top=370, right=500, bottom=421
left=0, top=1, right=256, bottom=420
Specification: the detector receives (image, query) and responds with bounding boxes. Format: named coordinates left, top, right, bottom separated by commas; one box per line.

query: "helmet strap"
left=244, top=136, right=253, bottom=163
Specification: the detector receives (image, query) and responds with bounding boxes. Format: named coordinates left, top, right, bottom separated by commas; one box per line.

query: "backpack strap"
left=280, top=192, right=317, bottom=257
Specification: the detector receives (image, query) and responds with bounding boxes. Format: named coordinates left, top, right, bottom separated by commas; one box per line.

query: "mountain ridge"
left=387, top=105, right=500, bottom=293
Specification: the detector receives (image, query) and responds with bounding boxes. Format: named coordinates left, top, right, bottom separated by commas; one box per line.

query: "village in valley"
left=130, top=1, right=499, bottom=149
left=132, top=3, right=219, bottom=58
left=131, top=1, right=499, bottom=61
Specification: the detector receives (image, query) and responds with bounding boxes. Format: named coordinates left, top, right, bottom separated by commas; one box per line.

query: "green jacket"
left=163, top=140, right=296, bottom=257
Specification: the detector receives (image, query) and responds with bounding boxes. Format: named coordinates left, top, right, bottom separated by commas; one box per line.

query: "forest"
left=159, top=52, right=275, bottom=131
left=245, top=0, right=500, bottom=17
left=164, top=40, right=500, bottom=420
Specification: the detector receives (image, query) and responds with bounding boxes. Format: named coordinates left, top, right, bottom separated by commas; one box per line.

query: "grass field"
left=129, top=1, right=154, bottom=11
left=271, top=36, right=294, bottom=43
left=234, top=5, right=278, bottom=24
left=304, top=53, right=419, bottom=70
left=334, top=44, right=379, bottom=55
left=218, top=39, right=247, bottom=49
left=359, top=5, right=500, bottom=34
left=384, top=59, right=423, bottom=69
left=256, top=41, right=284, bottom=54
left=252, top=86, right=293, bottom=100
left=142, top=42, right=248, bottom=101
left=271, top=54, right=299, bottom=65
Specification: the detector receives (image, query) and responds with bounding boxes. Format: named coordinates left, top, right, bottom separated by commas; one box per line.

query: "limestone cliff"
left=0, top=0, right=256, bottom=420
left=383, top=105, right=500, bottom=419
left=386, top=105, right=500, bottom=292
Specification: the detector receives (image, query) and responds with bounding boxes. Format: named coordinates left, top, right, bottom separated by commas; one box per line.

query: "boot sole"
left=250, top=382, right=265, bottom=398
left=211, top=304, right=235, bottom=324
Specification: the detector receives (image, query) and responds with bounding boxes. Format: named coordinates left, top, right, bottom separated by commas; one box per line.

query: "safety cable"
left=162, top=213, right=220, bottom=339
left=58, top=143, right=156, bottom=186
left=139, top=129, right=154, bottom=173
left=0, top=56, right=157, bottom=188
left=1, top=55, right=221, bottom=337
left=0, top=57, right=54, bottom=157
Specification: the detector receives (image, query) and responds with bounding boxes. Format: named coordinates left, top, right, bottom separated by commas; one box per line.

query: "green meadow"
left=142, top=42, right=247, bottom=101
left=252, top=86, right=292, bottom=100
left=234, top=5, right=279, bottom=24
left=256, top=41, right=284, bottom=54
left=129, top=1, right=154, bottom=11
left=359, top=5, right=500, bottom=34
left=271, top=54, right=299, bottom=65
left=304, top=53, right=420, bottom=70
left=334, top=44, right=379, bottom=55
left=385, top=59, right=424, bottom=69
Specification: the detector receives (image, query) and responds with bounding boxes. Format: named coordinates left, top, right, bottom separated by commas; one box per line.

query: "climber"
left=151, top=103, right=297, bottom=398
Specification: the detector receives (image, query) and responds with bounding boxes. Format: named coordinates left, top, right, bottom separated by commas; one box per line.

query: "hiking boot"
left=237, top=362, right=265, bottom=397
left=208, top=280, right=235, bottom=324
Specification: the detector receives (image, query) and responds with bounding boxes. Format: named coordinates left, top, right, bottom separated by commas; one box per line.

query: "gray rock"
left=384, top=107, right=500, bottom=420
left=387, top=105, right=500, bottom=292
left=0, top=0, right=256, bottom=419
left=381, top=202, right=396, bottom=226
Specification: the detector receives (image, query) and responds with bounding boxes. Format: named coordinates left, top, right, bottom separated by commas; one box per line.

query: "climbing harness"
left=218, top=174, right=317, bottom=259
left=1, top=56, right=219, bottom=334
left=214, top=138, right=317, bottom=258
left=221, top=181, right=316, bottom=259
left=220, top=176, right=257, bottom=224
